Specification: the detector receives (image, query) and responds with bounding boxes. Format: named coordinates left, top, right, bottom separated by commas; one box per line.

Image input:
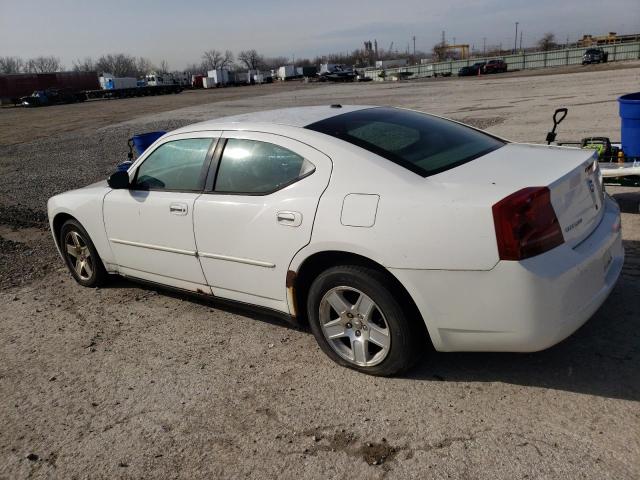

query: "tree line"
left=0, top=33, right=569, bottom=76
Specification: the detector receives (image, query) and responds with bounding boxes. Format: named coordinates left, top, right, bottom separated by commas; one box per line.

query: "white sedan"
left=48, top=105, right=624, bottom=375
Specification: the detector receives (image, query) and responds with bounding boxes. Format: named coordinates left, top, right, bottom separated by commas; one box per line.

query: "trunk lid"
left=432, top=143, right=604, bottom=247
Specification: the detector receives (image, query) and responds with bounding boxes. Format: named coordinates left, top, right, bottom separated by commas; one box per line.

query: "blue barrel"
left=619, top=93, right=640, bottom=158
left=131, top=131, right=166, bottom=155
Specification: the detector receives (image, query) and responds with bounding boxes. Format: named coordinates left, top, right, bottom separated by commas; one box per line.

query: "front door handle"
left=169, top=203, right=188, bottom=215
left=277, top=211, right=302, bottom=227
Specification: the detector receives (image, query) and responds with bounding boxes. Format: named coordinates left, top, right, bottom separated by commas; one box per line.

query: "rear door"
left=193, top=131, right=332, bottom=312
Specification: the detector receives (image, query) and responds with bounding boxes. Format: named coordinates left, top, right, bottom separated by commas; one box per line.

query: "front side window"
left=306, top=107, right=505, bottom=177
left=215, top=139, right=315, bottom=194
left=134, top=138, right=212, bottom=191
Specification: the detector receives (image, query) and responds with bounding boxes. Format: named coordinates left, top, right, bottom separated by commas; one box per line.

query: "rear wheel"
left=307, top=265, right=423, bottom=376
left=59, top=219, right=107, bottom=287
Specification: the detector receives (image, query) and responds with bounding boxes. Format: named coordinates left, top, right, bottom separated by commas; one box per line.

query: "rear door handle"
left=169, top=203, right=188, bottom=215
left=277, top=211, right=302, bottom=227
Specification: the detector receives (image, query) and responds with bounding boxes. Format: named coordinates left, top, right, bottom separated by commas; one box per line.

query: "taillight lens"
left=492, top=187, right=564, bottom=260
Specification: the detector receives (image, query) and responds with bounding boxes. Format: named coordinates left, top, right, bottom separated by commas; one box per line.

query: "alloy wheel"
left=319, top=286, right=391, bottom=367
left=64, top=230, right=94, bottom=281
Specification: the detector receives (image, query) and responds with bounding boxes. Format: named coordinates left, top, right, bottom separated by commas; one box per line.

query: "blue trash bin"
left=131, top=131, right=166, bottom=155
left=618, top=93, right=640, bottom=159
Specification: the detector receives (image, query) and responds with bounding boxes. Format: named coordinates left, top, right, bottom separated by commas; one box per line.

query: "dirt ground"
left=0, top=62, right=639, bottom=479
left=0, top=82, right=319, bottom=146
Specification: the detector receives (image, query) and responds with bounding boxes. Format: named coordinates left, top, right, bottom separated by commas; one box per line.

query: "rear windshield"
left=306, top=107, right=505, bottom=177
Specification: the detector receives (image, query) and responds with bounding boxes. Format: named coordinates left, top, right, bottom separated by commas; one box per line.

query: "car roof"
left=171, top=105, right=375, bottom=134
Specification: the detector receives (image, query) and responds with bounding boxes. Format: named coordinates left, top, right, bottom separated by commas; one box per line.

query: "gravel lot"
left=1, top=64, right=639, bottom=479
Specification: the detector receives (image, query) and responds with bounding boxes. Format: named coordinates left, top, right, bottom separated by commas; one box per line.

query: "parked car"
left=484, top=59, right=508, bottom=74
left=582, top=48, right=609, bottom=65
left=458, top=62, right=486, bottom=76
left=48, top=106, right=624, bottom=376
left=21, top=88, right=86, bottom=107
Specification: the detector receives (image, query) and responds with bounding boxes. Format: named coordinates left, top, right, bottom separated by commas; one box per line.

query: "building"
left=578, top=32, right=640, bottom=47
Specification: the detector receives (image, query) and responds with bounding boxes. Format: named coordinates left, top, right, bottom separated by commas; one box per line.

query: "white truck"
left=145, top=73, right=174, bottom=86
left=277, top=65, right=297, bottom=80
left=207, top=69, right=229, bottom=86
left=99, top=74, right=137, bottom=90
left=375, top=59, right=408, bottom=69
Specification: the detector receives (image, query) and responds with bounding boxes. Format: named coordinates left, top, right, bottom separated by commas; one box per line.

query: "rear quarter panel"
left=289, top=136, right=501, bottom=272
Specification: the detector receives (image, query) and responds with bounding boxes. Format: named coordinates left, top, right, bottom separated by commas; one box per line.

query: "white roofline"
left=170, top=105, right=376, bottom=135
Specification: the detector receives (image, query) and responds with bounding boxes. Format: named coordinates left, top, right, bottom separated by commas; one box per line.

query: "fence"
left=363, top=42, right=640, bottom=80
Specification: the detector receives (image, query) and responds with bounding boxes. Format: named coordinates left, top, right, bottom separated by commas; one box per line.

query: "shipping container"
left=191, top=74, right=205, bottom=88
left=207, top=69, right=229, bottom=85
left=296, top=66, right=318, bottom=77
left=375, top=59, right=408, bottom=68
left=247, top=69, right=258, bottom=84
left=234, top=72, right=249, bottom=84
left=0, top=71, right=99, bottom=104
left=171, top=72, right=190, bottom=86
left=277, top=65, right=297, bottom=80
left=202, top=77, right=218, bottom=89
left=100, top=74, right=138, bottom=90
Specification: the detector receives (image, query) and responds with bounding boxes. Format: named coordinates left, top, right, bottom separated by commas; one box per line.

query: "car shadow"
left=611, top=190, right=640, bottom=214
left=102, top=241, right=639, bottom=402
left=407, top=239, right=640, bottom=402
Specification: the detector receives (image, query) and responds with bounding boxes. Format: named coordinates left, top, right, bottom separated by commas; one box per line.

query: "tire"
left=307, top=265, right=423, bottom=376
left=59, top=219, right=107, bottom=287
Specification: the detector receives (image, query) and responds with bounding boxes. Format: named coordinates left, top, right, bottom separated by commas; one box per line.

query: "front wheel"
left=59, top=219, right=107, bottom=287
left=307, top=265, right=423, bottom=376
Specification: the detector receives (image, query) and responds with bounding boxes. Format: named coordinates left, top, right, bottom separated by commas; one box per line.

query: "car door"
left=103, top=132, right=220, bottom=292
left=193, top=131, right=332, bottom=312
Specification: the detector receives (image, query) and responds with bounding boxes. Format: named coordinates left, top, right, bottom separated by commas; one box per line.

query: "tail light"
left=492, top=187, right=564, bottom=260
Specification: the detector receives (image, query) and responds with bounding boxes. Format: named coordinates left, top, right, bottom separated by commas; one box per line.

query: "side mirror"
left=107, top=170, right=130, bottom=189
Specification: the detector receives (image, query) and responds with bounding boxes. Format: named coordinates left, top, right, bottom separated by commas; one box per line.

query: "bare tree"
left=201, top=50, right=223, bottom=70
left=185, top=62, right=203, bottom=74
left=0, top=56, right=24, bottom=74
left=95, top=54, right=135, bottom=76
left=221, top=50, right=234, bottom=68
left=537, top=32, right=558, bottom=51
left=202, top=49, right=235, bottom=70
left=92, top=54, right=154, bottom=77
left=24, top=56, right=62, bottom=73
left=262, top=56, right=289, bottom=69
left=72, top=57, right=95, bottom=72
left=158, top=59, right=170, bottom=73
left=136, top=57, right=155, bottom=76
left=238, top=49, right=263, bottom=70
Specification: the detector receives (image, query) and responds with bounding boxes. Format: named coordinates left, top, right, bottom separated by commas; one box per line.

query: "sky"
left=1, top=0, right=638, bottom=70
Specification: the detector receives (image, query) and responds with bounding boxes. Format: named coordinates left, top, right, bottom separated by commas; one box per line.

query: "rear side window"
left=306, top=107, right=505, bottom=177
left=215, top=139, right=315, bottom=194
left=134, top=138, right=212, bottom=191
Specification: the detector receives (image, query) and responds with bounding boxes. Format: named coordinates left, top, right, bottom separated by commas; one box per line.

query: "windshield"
left=305, top=107, right=505, bottom=177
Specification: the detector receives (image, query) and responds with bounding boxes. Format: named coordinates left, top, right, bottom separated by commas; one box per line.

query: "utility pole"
left=483, top=37, right=486, bottom=56
left=514, top=21, right=519, bottom=53
left=453, top=36, right=456, bottom=45
left=413, top=35, right=416, bottom=56
left=520, top=31, right=523, bottom=50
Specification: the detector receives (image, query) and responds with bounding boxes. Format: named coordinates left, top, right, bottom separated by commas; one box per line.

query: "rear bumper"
left=391, top=196, right=624, bottom=352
